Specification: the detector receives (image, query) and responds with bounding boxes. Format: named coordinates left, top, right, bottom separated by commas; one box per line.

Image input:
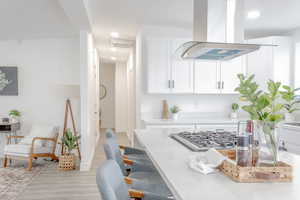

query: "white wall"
left=127, top=49, right=136, bottom=144
left=0, top=38, right=80, bottom=133
left=115, top=62, right=129, bottom=133
left=80, top=31, right=99, bottom=171
left=100, top=62, right=115, bottom=128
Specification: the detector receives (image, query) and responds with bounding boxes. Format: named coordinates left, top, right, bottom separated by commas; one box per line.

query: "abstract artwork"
left=0, top=67, right=18, bottom=96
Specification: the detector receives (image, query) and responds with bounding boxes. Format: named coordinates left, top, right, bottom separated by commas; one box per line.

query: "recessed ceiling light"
left=110, top=47, right=117, bottom=52
left=111, top=56, right=116, bottom=60
left=247, top=10, right=260, bottom=19
left=110, top=32, right=119, bottom=38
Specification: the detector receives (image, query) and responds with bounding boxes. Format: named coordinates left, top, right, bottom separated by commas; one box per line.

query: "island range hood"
left=177, top=0, right=261, bottom=61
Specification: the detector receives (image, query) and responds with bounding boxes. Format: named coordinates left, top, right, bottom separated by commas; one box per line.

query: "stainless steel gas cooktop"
left=170, top=130, right=237, bottom=152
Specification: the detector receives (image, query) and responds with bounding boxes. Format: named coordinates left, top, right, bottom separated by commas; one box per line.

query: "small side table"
left=0, top=122, right=21, bottom=143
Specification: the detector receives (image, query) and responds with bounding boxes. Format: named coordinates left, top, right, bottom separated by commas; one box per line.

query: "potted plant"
left=9, top=110, right=21, bottom=122
left=230, top=103, right=239, bottom=119
left=280, top=85, right=300, bottom=122
left=170, top=105, right=180, bottom=120
left=235, top=74, right=286, bottom=165
left=59, top=129, right=80, bottom=170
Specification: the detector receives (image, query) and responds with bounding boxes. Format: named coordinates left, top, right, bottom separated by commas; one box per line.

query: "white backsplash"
left=141, top=94, right=247, bottom=120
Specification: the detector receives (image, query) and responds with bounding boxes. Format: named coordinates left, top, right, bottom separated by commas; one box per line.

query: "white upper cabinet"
left=146, top=38, right=171, bottom=93
left=246, top=37, right=274, bottom=91
left=146, top=37, right=194, bottom=94
left=246, top=36, right=291, bottom=90
left=194, top=61, right=219, bottom=94
left=170, top=39, right=194, bottom=93
left=220, top=56, right=245, bottom=94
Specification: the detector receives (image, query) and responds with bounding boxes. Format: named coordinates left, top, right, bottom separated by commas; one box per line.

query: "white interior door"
left=194, top=60, right=219, bottom=94
left=170, top=39, right=194, bottom=93
left=146, top=38, right=171, bottom=93
left=220, top=56, right=245, bottom=94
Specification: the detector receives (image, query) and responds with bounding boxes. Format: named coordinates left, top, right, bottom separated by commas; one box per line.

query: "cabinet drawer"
left=285, top=142, right=300, bottom=155
left=280, top=128, right=300, bottom=145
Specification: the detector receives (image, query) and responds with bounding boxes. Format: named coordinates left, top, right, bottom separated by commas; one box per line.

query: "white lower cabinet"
left=279, top=127, right=300, bottom=155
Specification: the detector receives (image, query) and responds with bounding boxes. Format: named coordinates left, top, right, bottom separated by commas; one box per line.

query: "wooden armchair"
left=3, top=125, right=59, bottom=171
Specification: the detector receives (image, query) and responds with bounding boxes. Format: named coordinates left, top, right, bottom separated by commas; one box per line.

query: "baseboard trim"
left=80, top=132, right=100, bottom=171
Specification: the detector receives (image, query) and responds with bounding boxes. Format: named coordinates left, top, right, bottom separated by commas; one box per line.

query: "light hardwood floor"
left=17, top=130, right=130, bottom=200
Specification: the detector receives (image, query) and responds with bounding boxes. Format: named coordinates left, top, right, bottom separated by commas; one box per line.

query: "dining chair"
left=104, top=137, right=172, bottom=191
left=105, top=129, right=147, bottom=159
left=96, top=160, right=173, bottom=200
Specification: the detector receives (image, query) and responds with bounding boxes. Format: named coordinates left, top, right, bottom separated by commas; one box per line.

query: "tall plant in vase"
left=235, top=74, right=285, bottom=165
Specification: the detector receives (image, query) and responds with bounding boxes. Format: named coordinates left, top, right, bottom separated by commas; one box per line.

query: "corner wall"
left=80, top=31, right=99, bottom=171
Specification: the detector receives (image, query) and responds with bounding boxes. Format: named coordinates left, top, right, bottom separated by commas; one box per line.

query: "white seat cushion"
left=19, top=125, right=57, bottom=147
left=4, top=144, right=52, bottom=157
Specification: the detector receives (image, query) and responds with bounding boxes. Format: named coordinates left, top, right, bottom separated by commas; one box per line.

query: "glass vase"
left=254, top=121, right=279, bottom=166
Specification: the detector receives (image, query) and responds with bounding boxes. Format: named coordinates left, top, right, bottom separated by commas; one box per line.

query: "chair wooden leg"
left=51, top=154, right=59, bottom=161
left=27, top=156, right=33, bottom=171
left=3, top=156, right=7, bottom=168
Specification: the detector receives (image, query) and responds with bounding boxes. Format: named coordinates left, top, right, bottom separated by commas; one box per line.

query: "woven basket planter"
left=58, top=154, right=76, bottom=170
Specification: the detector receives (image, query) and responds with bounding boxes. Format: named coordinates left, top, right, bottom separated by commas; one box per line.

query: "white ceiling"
left=1, top=0, right=300, bottom=62
left=0, top=0, right=77, bottom=40
left=84, top=0, right=300, bottom=61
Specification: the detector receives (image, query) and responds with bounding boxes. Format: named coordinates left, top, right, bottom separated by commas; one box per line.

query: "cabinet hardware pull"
left=172, top=80, right=175, bottom=88
left=168, top=80, right=171, bottom=88
left=222, top=81, right=224, bottom=89
left=217, top=81, right=220, bottom=89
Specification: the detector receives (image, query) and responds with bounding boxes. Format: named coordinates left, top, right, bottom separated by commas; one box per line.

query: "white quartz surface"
left=135, top=129, right=300, bottom=200
left=143, top=118, right=243, bottom=125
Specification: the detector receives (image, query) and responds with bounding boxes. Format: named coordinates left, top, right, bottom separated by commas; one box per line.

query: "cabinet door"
left=170, top=39, right=194, bottom=93
left=220, top=56, right=245, bottom=94
left=246, top=38, right=274, bottom=91
left=146, top=38, right=171, bottom=93
left=194, top=61, right=220, bottom=94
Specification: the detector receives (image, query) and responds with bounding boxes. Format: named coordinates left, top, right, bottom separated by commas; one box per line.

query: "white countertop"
left=143, top=118, right=244, bottom=125
left=135, top=128, right=300, bottom=200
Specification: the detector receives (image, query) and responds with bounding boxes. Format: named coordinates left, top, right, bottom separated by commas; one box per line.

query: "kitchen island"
left=135, top=128, right=300, bottom=200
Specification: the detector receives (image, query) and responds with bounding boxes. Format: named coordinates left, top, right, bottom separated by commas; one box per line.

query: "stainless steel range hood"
left=177, top=0, right=261, bottom=61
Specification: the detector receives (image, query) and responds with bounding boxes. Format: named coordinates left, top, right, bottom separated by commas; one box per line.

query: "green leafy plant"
left=235, top=74, right=288, bottom=164
left=61, top=129, right=80, bottom=155
left=235, top=74, right=284, bottom=123
left=170, top=105, right=180, bottom=114
left=9, top=110, right=21, bottom=117
left=231, top=103, right=239, bottom=112
left=280, top=85, right=300, bottom=113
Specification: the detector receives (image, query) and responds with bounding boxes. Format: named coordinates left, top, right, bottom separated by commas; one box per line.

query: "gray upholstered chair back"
left=106, top=129, right=117, bottom=140
left=96, top=160, right=129, bottom=200
left=104, top=138, right=127, bottom=174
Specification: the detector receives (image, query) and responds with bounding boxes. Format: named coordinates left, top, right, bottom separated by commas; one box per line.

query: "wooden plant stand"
left=61, top=99, right=81, bottom=160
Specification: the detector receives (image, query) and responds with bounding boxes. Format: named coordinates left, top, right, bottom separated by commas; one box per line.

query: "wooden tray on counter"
left=218, top=149, right=293, bottom=183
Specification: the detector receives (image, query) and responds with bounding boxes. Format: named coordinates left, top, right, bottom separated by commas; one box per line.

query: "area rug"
left=0, top=160, right=56, bottom=200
